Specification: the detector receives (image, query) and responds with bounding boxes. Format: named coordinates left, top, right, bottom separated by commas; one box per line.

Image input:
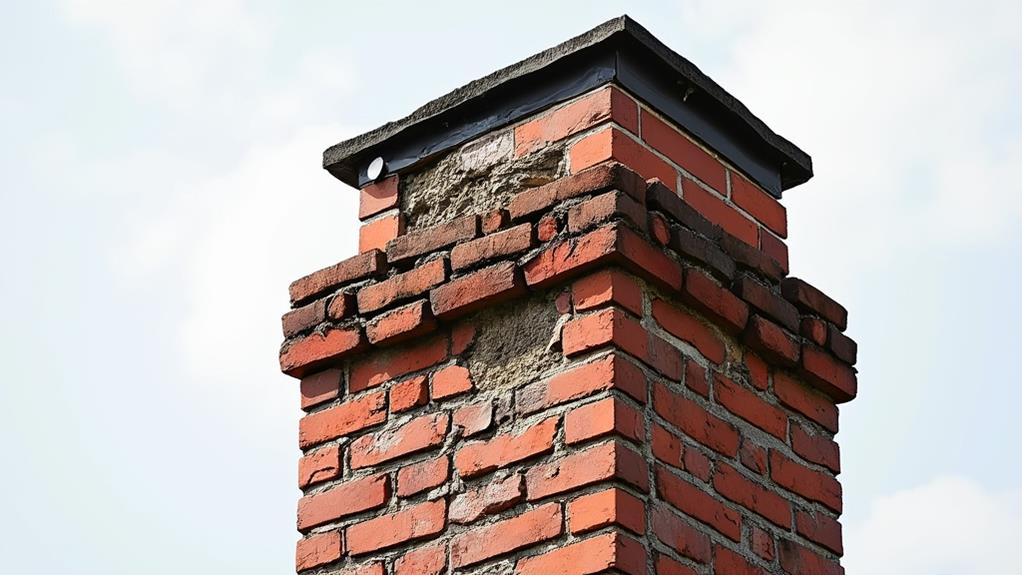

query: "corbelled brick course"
left=279, top=25, right=855, bottom=575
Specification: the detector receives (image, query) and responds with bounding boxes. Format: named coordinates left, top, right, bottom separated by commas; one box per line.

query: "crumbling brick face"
left=280, top=84, right=856, bottom=574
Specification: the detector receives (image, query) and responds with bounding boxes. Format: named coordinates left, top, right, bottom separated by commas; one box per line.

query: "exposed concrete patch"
left=402, top=130, right=567, bottom=230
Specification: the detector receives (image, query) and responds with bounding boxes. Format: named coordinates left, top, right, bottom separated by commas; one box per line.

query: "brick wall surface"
left=281, top=84, right=856, bottom=574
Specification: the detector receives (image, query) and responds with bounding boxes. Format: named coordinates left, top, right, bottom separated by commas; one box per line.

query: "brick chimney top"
left=323, top=15, right=812, bottom=198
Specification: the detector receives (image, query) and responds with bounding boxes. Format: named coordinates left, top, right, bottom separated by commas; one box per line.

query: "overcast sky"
left=2, top=1, right=1020, bottom=573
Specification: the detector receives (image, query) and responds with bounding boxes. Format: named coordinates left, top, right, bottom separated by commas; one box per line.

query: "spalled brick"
left=720, top=233, right=787, bottom=283
left=450, top=223, right=533, bottom=270
left=570, top=127, right=677, bottom=190
left=508, top=161, right=645, bottom=220
left=657, top=466, right=741, bottom=541
left=751, top=524, right=775, bottom=561
left=396, top=456, right=450, bottom=497
left=536, top=214, right=559, bottom=241
left=297, top=474, right=390, bottom=531
left=652, top=298, right=726, bottom=364
left=299, top=390, right=387, bottom=449
left=683, top=180, right=757, bottom=246
left=743, top=315, right=800, bottom=367
left=781, top=278, right=848, bottom=330
left=299, top=368, right=341, bottom=410
left=568, top=486, right=646, bottom=535
left=791, top=421, right=841, bottom=474
left=280, top=325, right=367, bottom=377
left=449, top=502, right=562, bottom=568
left=298, top=444, right=341, bottom=488
left=515, top=85, right=638, bottom=156
left=389, top=375, right=428, bottom=413
left=800, top=345, right=857, bottom=403
left=349, top=412, right=449, bottom=469
left=336, top=564, right=384, bottom=575
left=349, top=334, right=449, bottom=392
left=430, top=261, right=526, bottom=319
left=431, top=364, right=474, bottom=399
left=366, top=299, right=437, bottom=345
left=650, top=212, right=671, bottom=244
left=289, top=250, right=387, bottom=305
left=778, top=539, right=844, bottom=575
left=650, top=506, right=711, bottom=564
left=641, top=110, right=726, bottom=193
left=386, top=214, right=479, bottom=264
left=714, top=373, right=787, bottom=440
left=774, top=371, right=839, bottom=433
left=359, top=175, right=399, bottom=220
left=450, top=473, right=525, bottom=524
left=359, top=212, right=403, bottom=254
left=731, top=172, right=787, bottom=237
left=326, top=291, right=356, bottom=321
left=564, top=396, right=644, bottom=445
left=451, top=322, right=477, bottom=355
left=346, top=499, right=447, bottom=555
left=524, top=440, right=649, bottom=500
left=282, top=298, right=327, bottom=337
left=801, top=317, right=829, bottom=346
left=572, top=268, right=644, bottom=316
left=394, top=542, right=446, bottom=575
left=828, top=324, right=858, bottom=365
left=481, top=208, right=509, bottom=234
left=670, top=225, right=736, bottom=280
left=796, top=510, right=844, bottom=555
left=567, top=190, right=647, bottom=233
left=515, top=531, right=647, bottom=575
left=713, top=463, right=792, bottom=528
left=296, top=531, right=343, bottom=572
left=653, top=382, right=739, bottom=457
left=357, top=258, right=447, bottom=314
left=681, top=267, right=749, bottom=333
left=769, top=450, right=842, bottom=513
left=454, top=416, right=557, bottom=478
left=734, top=275, right=800, bottom=332
left=646, top=179, right=720, bottom=240
left=562, top=307, right=682, bottom=379
left=452, top=401, right=492, bottom=437
left=515, top=353, right=646, bottom=414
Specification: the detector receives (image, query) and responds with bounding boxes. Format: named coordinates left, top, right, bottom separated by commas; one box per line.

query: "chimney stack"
left=281, top=16, right=856, bottom=575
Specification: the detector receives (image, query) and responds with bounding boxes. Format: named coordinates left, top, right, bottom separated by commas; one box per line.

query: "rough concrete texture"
left=401, top=129, right=567, bottom=230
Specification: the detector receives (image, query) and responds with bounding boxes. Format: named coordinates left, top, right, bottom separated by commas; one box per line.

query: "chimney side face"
left=281, top=58, right=855, bottom=575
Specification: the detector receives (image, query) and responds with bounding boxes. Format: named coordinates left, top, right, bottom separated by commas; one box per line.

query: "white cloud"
left=845, top=476, right=1022, bottom=574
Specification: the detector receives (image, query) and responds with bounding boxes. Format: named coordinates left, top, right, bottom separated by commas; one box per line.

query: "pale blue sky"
left=2, top=1, right=1020, bottom=573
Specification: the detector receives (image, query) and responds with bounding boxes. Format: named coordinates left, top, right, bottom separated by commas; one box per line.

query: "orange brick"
left=562, top=307, right=682, bottom=379
left=289, top=250, right=387, bottom=305
left=280, top=325, right=367, bottom=377
left=567, top=487, right=646, bottom=535
left=653, top=382, right=738, bottom=457
left=524, top=440, right=648, bottom=500
left=714, top=373, right=787, bottom=439
left=430, top=261, right=526, bottom=319
left=452, top=401, right=492, bottom=437
left=349, top=334, right=449, bottom=392
left=298, top=444, right=341, bottom=488
left=389, top=375, right=428, bottom=413
left=681, top=267, right=750, bottom=334
left=346, top=499, right=447, bottom=555
left=431, top=364, right=474, bottom=400
left=572, top=269, right=644, bottom=316
left=299, top=390, right=387, bottom=449
left=683, top=179, right=757, bottom=246
left=515, top=531, right=646, bottom=575
left=508, top=162, right=645, bottom=220
left=515, top=85, right=639, bottom=156
left=357, top=258, right=447, bottom=314
left=359, top=175, right=399, bottom=220
left=564, top=396, right=644, bottom=444
left=774, top=371, right=839, bottom=433
left=650, top=506, right=711, bottom=564
left=652, top=298, right=726, bottom=364
left=713, top=463, right=792, bottom=528
left=657, top=466, right=741, bottom=541
left=296, top=531, right=343, bottom=571
left=450, top=473, right=525, bottom=524
left=297, top=473, right=390, bottom=531
left=299, top=368, right=342, bottom=410
left=515, top=353, right=646, bottom=414
left=366, top=299, right=437, bottom=345
left=396, top=456, right=450, bottom=497
left=386, top=214, right=478, bottom=264
left=394, top=542, right=446, bottom=575
left=450, top=502, right=562, bottom=568
left=454, top=416, right=557, bottom=478
left=450, top=223, right=534, bottom=270
left=641, top=110, right=726, bottom=193
left=570, top=126, right=677, bottom=190
left=349, top=412, right=449, bottom=469
left=359, top=212, right=403, bottom=253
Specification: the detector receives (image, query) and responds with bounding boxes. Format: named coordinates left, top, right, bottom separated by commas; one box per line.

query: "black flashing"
left=324, top=15, right=812, bottom=198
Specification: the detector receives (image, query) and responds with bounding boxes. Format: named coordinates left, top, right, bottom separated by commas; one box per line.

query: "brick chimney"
left=280, top=16, right=856, bottom=575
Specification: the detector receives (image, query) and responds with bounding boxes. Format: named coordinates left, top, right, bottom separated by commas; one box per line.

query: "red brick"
left=828, top=325, right=858, bottom=365
left=671, top=225, right=736, bottom=280
left=650, top=506, right=711, bottom=564
left=389, top=375, right=428, bottom=413
left=450, top=473, right=524, bottom=524
left=282, top=298, right=327, bottom=337
left=359, top=175, right=399, bottom=220
left=734, top=275, right=800, bottom=332
left=751, top=524, right=775, bottom=560
left=652, top=298, right=726, bottom=364
left=683, top=180, right=756, bottom=246
left=555, top=290, right=573, bottom=313
left=431, top=364, right=474, bottom=400
left=515, top=353, right=646, bottom=414
left=349, top=412, right=449, bottom=469
left=651, top=423, right=683, bottom=468
left=357, top=258, right=447, bottom=314
left=681, top=267, right=749, bottom=333
left=280, top=325, right=367, bottom=377
left=359, top=212, right=403, bottom=253
left=394, top=542, right=446, bottom=575
left=781, top=278, right=848, bottom=330
left=651, top=212, right=671, bottom=244
left=563, top=307, right=682, bottom=379
left=289, top=250, right=387, bottom=305
left=299, top=369, right=341, bottom=410
left=430, top=261, right=526, bottom=319
left=571, top=126, right=677, bottom=190
left=714, top=373, right=787, bottom=439
left=743, top=315, right=800, bottom=367
left=796, top=510, right=843, bottom=555
left=731, top=172, right=787, bottom=237
left=349, top=334, right=449, bottom=392
left=641, top=110, right=726, bottom=193
left=397, top=456, right=450, bottom=497
left=769, top=450, right=842, bottom=513
left=366, top=300, right=437, bottom=345
left=740, top=440, right=768, bottom=475
left=760, top=230, right=789, bottom=274
left=386, top=214, right=479, bottom=264
left=746, top=353, right=769, bottom=391
left=655, top=554, right=699, bottom=575
left=338, top=564, right=384, bottom=575
left=791, top=421, right=841, bottom=474
left=524, top=440, right=648, bottom=500
left=685, top=360, right=709, bottom=398
left=536, top=214, right=559, bottom=241
left=296, top=531, right=342, bottom=571
left=714, top=545, right=767, bottom=575
left=450, top=502, right=562, bottom=568
left=800, top=317, right=828, bottom=346
left=653, top=382, right=739, bottom=457
left=566, top=190, right=647, bottom=233
left=452, top=401, right=492, bottom=437
left=713, top=463, right=792, bottom=528
left=568, top=486, right=646, bottom=535
left=646, top=178, right=721, bottom=240
left=657, top=466, right=741, bottom=541
left=565, top=397, right=644, bottom=445
left=774, top=371, right=839, bottom=433
left=801, top=345, right=857, bottom=403
left=572, top=269, right=644, bottom=316
left=778, top=539, right=844, bottom=575
left=720, top=233, right=786, bottom=283
left=481, top=208, right=509, bottom=234
left=515, top=85, right=638, bottom=156
left=508, top=161, right=645, bottom=220
left=297, top=474, right=390, bottom=531
left=326, top=291, right=355, bottom=321
left=346, top=499, right=447, bottom=555
left=515, top=531, right=646, bottom=575
left=299, top=390, right=387, bottom=449
left=298, top=444, right=341, bottom=488
left=454, top=416, right=557, bottom=478
left=451, top=322, right=477, bottom=355
left=450, top=223, right=533, bottom=271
